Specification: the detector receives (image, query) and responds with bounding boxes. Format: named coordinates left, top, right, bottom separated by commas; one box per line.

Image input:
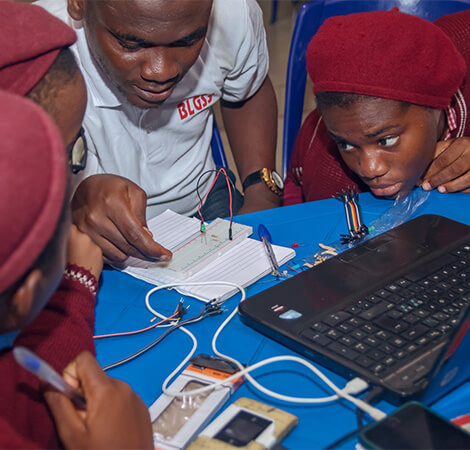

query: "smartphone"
left=359, top=402, right=470, bottom=450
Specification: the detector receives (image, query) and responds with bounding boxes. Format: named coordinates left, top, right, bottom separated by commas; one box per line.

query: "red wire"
left=93, top=312, right=179, bottom=339
left=197, top=168, right=233, bottom=232
left=286, top=263, right=301, bottom=273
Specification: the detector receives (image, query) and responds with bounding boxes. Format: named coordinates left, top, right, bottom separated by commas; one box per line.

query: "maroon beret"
left=0, top=0, right=76, bottom=95
left=307, top=9, right=467, bottom=109
left=0, top=91, right=67, bottom=293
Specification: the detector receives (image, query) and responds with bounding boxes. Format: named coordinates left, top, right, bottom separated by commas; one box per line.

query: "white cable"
left=210, top=304, right=385, bottom=419
left=164, top=354, right=369, bottom=403
left=145, top=281, right=247, bottom=394
left=145, top=281, right=386, bottom=421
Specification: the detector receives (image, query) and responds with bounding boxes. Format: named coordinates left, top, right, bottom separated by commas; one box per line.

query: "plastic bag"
left=304, top=188, right=430, bottom=266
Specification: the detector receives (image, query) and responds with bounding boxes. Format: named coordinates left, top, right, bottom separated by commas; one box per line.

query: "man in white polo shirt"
left=37, top=0, right=281, bottom=264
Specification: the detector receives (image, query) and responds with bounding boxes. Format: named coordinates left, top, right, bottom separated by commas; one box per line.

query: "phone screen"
left=214, top=410, right=272, bottom=447
left=360, top=402, right=470, bottom=449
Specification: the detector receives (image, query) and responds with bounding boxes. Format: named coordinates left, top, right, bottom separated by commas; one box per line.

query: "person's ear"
left=68, top=0, right=86, bottom=22
left=8, top=269, right=43, bottom=329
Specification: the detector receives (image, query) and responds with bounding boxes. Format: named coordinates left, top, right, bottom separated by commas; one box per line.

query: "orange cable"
left=93, top=312, right=179, bottom=339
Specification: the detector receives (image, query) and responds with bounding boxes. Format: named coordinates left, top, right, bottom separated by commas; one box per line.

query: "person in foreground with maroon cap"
left=0, top=0, right=88, bottom=176
left=0, top=91, right=153, bottom=449
left=284, top=9, right=470, bottom=205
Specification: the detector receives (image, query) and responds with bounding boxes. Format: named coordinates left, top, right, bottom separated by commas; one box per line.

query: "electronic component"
left=146, top=218, right=252, bottom=279
left=188, top=397, right=298, bottom=449
left=149, top=354, right=243, bottom=449
left=337, top=189, right=369, bottom=244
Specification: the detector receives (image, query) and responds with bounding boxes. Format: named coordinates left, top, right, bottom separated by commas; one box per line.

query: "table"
left=95, top=190, right=470, bottom=449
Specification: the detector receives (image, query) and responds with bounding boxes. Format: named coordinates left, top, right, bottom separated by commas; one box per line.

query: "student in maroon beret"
left=0, top=0, right=88, bottom=176
left=0, top=91, right=153, bottom=449
left=283, top=9, right=470, bottom=205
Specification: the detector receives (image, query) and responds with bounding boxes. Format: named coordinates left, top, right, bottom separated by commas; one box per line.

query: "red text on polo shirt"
left=178, top=95, right=213, bottom=120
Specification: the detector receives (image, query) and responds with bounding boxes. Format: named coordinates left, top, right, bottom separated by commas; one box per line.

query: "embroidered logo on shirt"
left=177, top=94, right=213, bottom=120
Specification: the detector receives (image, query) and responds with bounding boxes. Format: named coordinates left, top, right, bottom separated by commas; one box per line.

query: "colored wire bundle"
left=196, top=168, right=235, bottom=239
left=337, top=190, right=369, bottom=244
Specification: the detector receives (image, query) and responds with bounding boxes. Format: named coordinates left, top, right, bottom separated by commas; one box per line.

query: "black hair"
left=26, top=47, right=80, bottom=118
left=316, top=91, right=411, bottom=111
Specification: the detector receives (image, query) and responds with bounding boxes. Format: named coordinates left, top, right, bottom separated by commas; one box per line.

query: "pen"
left=258, top=224, right=281, bottom=277
left=13, top=346, right=86, bottom=409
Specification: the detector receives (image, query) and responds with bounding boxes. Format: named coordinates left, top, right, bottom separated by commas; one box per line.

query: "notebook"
left=123, top=210, right=296, bottom=302
left=239, top=214, right=470, bottom=405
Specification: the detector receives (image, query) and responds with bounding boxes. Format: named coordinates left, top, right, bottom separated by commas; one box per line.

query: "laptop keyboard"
left=300, top=242, right=470, bottom=378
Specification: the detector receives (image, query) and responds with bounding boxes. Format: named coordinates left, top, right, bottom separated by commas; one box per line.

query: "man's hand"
left=72, top=174, right=172, bottom=264
left=422, top=137, right=470, bottom=193
left=67, top=225, right=103, bottom=280
left=44, top=352, right=154, bottom=450
left=237, top=182, right=281, bottom=215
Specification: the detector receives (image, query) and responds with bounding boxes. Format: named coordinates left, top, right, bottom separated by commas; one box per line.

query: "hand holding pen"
left=15, top=348, right=154, bottom=449
left=14, top=346, right=86, bottom=408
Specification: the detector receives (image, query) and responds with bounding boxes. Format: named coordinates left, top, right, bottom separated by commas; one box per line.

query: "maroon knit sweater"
left=0, top=267, right=97, bottom=449
left=283, top=10, right=470, bottom=205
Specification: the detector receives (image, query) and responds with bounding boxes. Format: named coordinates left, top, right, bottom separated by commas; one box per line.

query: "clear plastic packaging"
left=304, top=189, right=431, bottom=266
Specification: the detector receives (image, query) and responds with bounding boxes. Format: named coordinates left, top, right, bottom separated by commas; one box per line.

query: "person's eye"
left=116, top=38, right=140, bottom=51
left=169, top=37, right=202, bottom=48
left=378, top=136, right=399, bottom=147
left=337, top=142, right=354, bottom=152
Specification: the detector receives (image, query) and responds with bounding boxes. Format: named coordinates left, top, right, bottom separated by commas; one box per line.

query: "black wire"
left=103, top=301, right=222, bottom=371
left=356, top=386, right=384, bottom=431
left=324, top=427, right=361, bottom=449
left=196, top=168, right=236, bottom=206
left=325, top=386, right=384, bottom=449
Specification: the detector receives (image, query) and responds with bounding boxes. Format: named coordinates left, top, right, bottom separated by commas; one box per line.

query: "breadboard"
left=163, top=218, right=252, bottom=277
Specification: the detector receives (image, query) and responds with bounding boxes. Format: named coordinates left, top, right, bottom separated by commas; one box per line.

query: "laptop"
left=239, top=214, right=470, bottom=405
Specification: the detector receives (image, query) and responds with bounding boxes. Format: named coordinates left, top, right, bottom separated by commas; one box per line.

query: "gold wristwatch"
left=242, top=168, right=284, bottom=196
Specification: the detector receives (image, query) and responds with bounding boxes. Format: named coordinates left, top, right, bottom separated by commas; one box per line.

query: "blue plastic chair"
left=211, top=118, right=228, bottom=168
left=282, top=0, right=470, bottom=177
left=271, top=0, right=279, bottom=24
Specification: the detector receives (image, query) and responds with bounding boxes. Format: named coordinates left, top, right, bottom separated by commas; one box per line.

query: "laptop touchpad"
left=347, top=239, right=428, bottom=277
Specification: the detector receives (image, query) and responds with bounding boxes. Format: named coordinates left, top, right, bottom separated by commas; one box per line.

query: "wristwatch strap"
left=242, top=170, right=263, bottom=191
left=242, top=168, right=283, bottom=196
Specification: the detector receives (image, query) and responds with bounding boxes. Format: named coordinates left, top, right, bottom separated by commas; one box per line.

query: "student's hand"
left=67, top=225, right=103, bottom=280
left=72, top=174, right=172, bottom=265
left=422, top=138, right=470, bottom=193
left=237, top=182, right=281, bottom=215
left=44, top=352, right=154, bottom=450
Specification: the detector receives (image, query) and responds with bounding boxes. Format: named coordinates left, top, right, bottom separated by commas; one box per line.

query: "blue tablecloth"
left=94, top=190, right=470, bottom=449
